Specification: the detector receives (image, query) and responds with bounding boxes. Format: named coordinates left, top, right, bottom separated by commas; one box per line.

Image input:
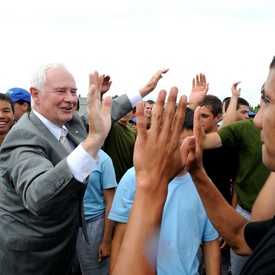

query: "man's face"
left=144, top=103, right=154, bottom=123
left=32, top=67, right=78, bottom=127
left=0, top=100, right=14, bottom=136
left=254, top=68, right=275, bottom=171
left=236, top=105, right=249, bottom=121
left=200, top=106, right=221, bottom=134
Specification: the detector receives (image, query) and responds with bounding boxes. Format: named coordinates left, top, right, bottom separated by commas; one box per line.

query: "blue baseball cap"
left=130, top=117, right=137, bottom=123
left=5, top=87, right=31, bottom=103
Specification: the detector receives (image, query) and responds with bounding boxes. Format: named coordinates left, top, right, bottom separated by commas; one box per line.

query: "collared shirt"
left=33, top=109, right=98, bottom=182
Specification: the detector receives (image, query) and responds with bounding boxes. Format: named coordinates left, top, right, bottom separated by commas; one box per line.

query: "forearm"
left=231, top=181, right=238, bottom=209
left=190, top=167, right=248, bottom=251
left=102, top=205, right=115, bottom=244
left=220, top=95, right=238, bottom=128
left=203, top=239, right=221, bottom=275
left=112, top=184, right=167, bottom=275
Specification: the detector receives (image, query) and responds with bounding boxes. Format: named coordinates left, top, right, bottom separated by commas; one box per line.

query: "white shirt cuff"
left=127, top=91, right=143, bottom=108
left=67, top=143, right=100, bottom=182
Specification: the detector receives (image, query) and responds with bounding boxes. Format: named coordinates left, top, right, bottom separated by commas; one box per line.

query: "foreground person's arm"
left=112, top=88, right=187, bottom=275
left=184, top=106, right=252, bottom=256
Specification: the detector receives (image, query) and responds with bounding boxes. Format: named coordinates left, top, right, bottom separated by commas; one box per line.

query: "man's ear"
left=22, top=102, right=29, bottom=112
left=216, top=113, right=222, bottom=121
left=30, top=87, right=40, bottom=105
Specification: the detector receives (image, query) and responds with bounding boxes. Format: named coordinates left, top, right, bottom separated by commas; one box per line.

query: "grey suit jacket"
left=0, top=111, right=88, bottom=274
left=0, top=94, right=132, bottom=275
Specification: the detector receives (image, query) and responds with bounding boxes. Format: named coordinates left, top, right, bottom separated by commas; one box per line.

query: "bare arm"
left=251, top=171, right=274, bottom=221
left=203, top=239, right=221, bottom=275
left=112, top=88, right=187, bottom=275
left=98, top=188, right=116, bottom=262
left=218, top=81, right=241, bottom=129
left=203, top=131, right=222, bottom=149
left=109, top=222, right=126, bottom=274
left=138, top=68, right=169, bottom=98
left=182, top=107, right=252, bottom=256
left=231, top=181, right=238, bottom=209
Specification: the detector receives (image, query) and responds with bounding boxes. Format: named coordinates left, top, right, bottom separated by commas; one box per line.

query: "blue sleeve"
left=100, top=153, right=117, bottom=190
left=108, top=167, right=136, bottom=223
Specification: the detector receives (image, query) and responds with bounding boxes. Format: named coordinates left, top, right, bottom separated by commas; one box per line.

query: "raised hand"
left=101, top=75, right=113, bottom=100
left=188, top=73, right=209, bottom=110
left=112, top=87, right=187, bottom=275
left=180, top=106, right=204, bottom=174
left=82, top=71, right=112, bottom=158
left=231, top=81, right=241, bottom=97
left=139, top=68, right=169, bottom=97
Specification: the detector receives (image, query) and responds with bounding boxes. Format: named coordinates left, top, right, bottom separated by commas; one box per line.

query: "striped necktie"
left=60, top=128, right=72, bottom=153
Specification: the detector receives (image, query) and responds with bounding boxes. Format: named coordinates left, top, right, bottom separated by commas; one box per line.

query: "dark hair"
left=182, top=107, right=194, bottom=131
left=144, top=99, right=155, bottom=106
left=15, top=99, right=31, bottom=112
left=201, top=95, right=222, bottom=117
left=0, top=93, right=14, bottom=113
left=224, top=97, right=249, bottom=112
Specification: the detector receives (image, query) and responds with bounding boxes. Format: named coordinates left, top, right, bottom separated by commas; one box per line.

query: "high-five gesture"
left=83, top=71, right=112, bottom=158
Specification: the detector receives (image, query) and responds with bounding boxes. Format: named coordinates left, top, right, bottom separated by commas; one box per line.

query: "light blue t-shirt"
left=84, top=149, right=117, bottom=220
left=109, top=167, right=218, bottom=275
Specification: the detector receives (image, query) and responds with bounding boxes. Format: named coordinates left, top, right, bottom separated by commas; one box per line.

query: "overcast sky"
left=0, top=0, right=274, bottom=107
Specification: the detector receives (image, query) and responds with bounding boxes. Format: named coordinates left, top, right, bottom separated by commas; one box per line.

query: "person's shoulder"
left=119, top=167, right=136, bottom=185
left=98, top=149, right=112, bottom=160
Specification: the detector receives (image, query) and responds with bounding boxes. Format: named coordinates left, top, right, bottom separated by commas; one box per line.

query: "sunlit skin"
left=144, top=103, right=154, bottom=123
left=30, top=67, right=78, bottom=127
left=0, top=100, right=14, bottom=146
left=200, top=106, right=221, bottom=134
left=236, top=104, right=249, bottom=121
left=254, top=68, right=275, bottom=171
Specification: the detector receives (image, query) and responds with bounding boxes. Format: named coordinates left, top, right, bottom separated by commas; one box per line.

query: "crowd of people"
left=0, top=57, right=274, bottom=275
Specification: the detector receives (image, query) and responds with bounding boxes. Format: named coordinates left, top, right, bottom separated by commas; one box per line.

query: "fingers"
left=102, top=96, right=112, bottom=115
left=170, top=94, right=187, bottom=142
left=160, top=87, right=180, bottom=137
left=135, top=101, right=147, bottom=141
left=193, top=106, right=203, bottom=152
left=89, top=71, right=103, bottom=100
left=195, top=73, right=207, bottom=86
left=158, top=68, right=169, bottom=78
left=150, top=89, right=167, bottom=132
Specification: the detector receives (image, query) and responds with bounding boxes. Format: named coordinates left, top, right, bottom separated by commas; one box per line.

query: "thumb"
left=102, top=96, right=112, bottom=114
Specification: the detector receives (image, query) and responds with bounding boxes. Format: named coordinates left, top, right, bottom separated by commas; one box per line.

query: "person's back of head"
left=182, top=107, right=194, bottom=131
left=201, top=94, right=222, bottom=117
